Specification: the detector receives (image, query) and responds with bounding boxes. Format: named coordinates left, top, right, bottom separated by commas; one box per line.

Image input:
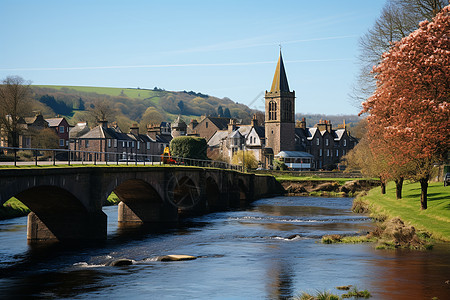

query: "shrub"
left=170, top=136, right=208, bottom=160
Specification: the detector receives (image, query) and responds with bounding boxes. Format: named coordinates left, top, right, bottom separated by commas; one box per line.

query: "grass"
left=322, top=234, right=377, bottom=244
left=294, top=287, right=371, bottom=299
left=36, top=85, right=162, bottom=101
left=361, top=181, right=450, bottom=241
left=0, top=197, right=30, bottom=219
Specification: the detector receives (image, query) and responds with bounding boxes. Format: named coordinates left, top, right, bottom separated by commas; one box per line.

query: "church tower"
left=265, top=51, right=295, bottom=155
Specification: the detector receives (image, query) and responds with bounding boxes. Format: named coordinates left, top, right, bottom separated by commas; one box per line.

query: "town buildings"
left=206, top=51, right=357, bottom=170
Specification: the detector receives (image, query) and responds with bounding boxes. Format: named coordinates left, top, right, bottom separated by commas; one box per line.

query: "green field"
left=362, top=181, right=450, bottom=241
left=37, top=85, right=160, bottom=100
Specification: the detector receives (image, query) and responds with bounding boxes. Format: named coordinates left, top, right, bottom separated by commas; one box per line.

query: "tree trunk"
left=419, top=177, right=428, bottom=210
left=380, top=178, right=386, bottom=194
left=395, top=177, right=404, bottom=199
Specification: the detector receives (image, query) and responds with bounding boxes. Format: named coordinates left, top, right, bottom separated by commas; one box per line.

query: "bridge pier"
left=27, top=210, right=107, bottom=243
left=118, top=201, right=178, bottom=225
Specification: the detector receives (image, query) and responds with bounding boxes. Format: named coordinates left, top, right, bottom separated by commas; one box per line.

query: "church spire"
left=270, top=51, right=290, bottom=92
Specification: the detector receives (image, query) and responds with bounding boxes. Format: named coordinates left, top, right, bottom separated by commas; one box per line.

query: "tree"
left=352, top=0, right=447, bottom=104
left=88, top=97, right=116, bottom=123
left=177, top=100, right=184, bottom=113
left=31, top=128, right=59, bottom=149
left=344, top=135, right=389, bottom=194
left=223, top=107, right=231, bottom=118
left=231, top=150, right=258, bottom=171
left=0, top=76, right=32, bottom=147
left=217, top=106, right=223, bottom=117
left=170, top=136, right=208, bottom=160
left=362, top=5, right=450, bottom=209
left=139, top=107, right=164, bottom=132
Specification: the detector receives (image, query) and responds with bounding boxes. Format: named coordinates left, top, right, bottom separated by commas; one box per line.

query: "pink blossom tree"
left=362, top=5, right=450, bottom=209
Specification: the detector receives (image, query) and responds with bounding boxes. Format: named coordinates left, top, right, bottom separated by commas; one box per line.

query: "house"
left=70, top=121, right=155, bottom=162
left=188, top=116, right=232, bottom=141
left=208, top=115, right=265, bottom=163
left=295, top=118, right=357, bottom=169
left=46, top=117, right=70, bottom=148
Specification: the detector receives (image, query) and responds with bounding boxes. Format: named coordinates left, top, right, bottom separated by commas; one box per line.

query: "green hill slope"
left=31, top=85, right=256, bottom=131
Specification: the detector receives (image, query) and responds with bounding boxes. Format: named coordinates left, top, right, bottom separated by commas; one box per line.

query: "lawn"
left=362, top=181, right=450, bottom=241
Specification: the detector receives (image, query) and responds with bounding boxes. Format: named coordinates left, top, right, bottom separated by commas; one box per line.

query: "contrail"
left=0, top=58, right=352, bottom=72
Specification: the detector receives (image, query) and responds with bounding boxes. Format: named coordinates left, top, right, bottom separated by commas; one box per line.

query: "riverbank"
left=276, top=176, right=379, bottom=197
left=357, top=181, right=450, bottom=242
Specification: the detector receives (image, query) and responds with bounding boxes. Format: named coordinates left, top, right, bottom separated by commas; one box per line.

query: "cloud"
left=0, top=57, right=352, bottom=72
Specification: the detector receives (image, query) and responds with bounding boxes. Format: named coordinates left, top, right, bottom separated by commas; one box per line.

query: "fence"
left=0, top=146, right=242, bottom=171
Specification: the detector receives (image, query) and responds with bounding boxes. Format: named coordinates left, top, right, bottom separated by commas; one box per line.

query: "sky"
left=0, top=0, right=387, bottom=115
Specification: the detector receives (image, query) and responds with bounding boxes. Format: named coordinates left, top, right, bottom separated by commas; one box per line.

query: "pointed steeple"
left=270, top=51, right=290, bottom=92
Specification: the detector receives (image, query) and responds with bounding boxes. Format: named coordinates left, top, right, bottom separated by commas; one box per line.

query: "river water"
left=0, top=196, right=449, bottom=299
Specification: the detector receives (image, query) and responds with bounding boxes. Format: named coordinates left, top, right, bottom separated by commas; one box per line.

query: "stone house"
left=45, top=117, right=70, bottom=149
left=188, top=116, right=232, bottom=141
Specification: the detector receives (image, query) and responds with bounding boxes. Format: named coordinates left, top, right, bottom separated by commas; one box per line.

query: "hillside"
left=31, top=85, right=256, bottom=131
left=30, top=85, right=361, bottom=133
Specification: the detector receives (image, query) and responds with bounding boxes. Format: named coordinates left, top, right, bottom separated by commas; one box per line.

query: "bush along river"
left=0, top=196, right=449, bottom=299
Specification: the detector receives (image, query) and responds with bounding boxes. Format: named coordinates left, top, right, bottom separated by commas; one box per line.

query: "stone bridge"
left=0, top=166, right=282, bottom=243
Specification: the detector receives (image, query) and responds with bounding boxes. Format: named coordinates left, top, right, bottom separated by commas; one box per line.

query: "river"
left=0, top=196, right=449, bottom=299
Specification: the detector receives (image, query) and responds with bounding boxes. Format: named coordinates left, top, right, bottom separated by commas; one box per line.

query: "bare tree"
left=88, top=97, right=116, bottom=124
left=0, top=76, right=32, bottom=147
left=351, top=0, right=447, bottom=106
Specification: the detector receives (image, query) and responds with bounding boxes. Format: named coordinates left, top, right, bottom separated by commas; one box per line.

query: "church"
left=205, top=51, right=357, bottom=170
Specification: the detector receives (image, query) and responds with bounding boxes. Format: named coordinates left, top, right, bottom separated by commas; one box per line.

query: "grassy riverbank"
left=359, top=181, right=450, bottom=241
left=0, top=193, right=121, bottom=220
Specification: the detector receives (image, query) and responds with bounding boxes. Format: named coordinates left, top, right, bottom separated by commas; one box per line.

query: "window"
left=343, top=149, right=346, bottom=155
left=85, top=140, right=89, bottom=147
left=66, top=140, right=69, bottom=146
left=122, top=141, right=126, bottom=148
left=108, top=139, right=112, bottom=148
left=327, top=149, right=330, bottom=157
left=268, top=101, right=277, bottom=120
left=319, top=149, right=322, bottom=156
left=147, top=142, right=150, bottom=150
left=137, top=142, right=140, bottom=150
left=206, top=122, right=208, bottom=128
left=316, top=138, right=320, bottom=146
left=325, top=139, right=329, bottom=146
left=131, top=141, right=135, bottom=148
left=282, top=100, right=292, bottom=121
left=114, top=139, right=117, bottom=148
left=59, top=139, right=64, bottom=147
left=336, top=149, right=339, bottom=157
left=59, top=126, right=65, bottom=133
left=343, top=139, right=347, bottom=147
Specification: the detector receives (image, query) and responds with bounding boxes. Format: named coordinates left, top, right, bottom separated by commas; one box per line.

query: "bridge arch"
left=166, top=175, right=200, bottom=211
left=110, top=179, right=176, bottom=224
left=15, top=186, right=106, bottom=242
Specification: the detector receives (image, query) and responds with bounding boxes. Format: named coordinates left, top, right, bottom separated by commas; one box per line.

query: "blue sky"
left=0, top=0, right=386, bottom=115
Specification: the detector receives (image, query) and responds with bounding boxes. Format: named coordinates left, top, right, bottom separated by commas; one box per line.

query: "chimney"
left=327, top=120, right=332, bottom=133
left=130, top=123, right=139, bottom=135
left=251, top=114, right=258, bottom=127
left=147, top=124, right=158, bottom=140
left=316, top=119, right=327, bottom=132
left=299, top=117, right=306, bottom=129
left=98, top=120, right=108, bottom=128
left=228, top=119, right=237, bottom=133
